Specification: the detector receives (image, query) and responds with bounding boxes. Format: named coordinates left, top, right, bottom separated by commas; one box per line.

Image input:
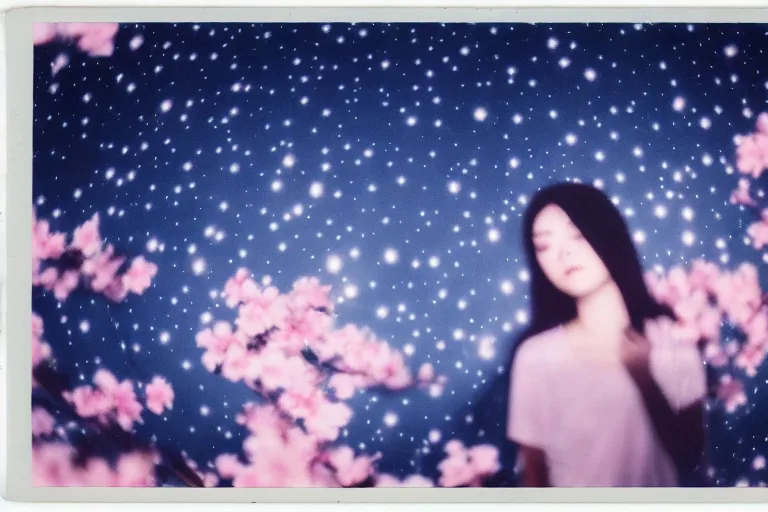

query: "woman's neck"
left=574, top=280, right=631, bottom=338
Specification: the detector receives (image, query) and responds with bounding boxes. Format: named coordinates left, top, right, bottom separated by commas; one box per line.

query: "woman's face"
left=531, top=204, right=612, bottom=299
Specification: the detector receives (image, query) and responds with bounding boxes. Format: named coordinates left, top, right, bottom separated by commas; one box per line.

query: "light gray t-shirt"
left=507, top=319, right=707, bottom=487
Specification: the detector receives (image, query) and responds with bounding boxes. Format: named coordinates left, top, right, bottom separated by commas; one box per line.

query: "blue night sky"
left=33, top=22, right=768, bottom=486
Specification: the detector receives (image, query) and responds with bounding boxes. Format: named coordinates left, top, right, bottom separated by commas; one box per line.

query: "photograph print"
left=30, top=21, right=768, bottom=488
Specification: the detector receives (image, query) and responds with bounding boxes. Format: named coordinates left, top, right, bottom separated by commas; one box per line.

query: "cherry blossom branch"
left=34, top=22, right=120, bottom=57
left=645, top=260, right=768, bottom=413
left=33, top=210, right=158, bottom=303
left=200, top=269, right=497, bottom=487
left=730, top=113, right=768, bottom=250
left=30, top=214, right=212, bottom=487
left=32, top=314, right=206, bottom=487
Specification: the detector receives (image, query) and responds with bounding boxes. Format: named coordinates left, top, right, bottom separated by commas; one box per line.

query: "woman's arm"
left=622, top=328, right=706, bottom=476
left=627, top=367, right=706, bottom=474
left=517, top=445, right=550, bottom=487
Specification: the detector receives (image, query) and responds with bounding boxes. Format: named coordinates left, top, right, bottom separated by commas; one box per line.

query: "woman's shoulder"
left=515, top=325, right=567, bottom=363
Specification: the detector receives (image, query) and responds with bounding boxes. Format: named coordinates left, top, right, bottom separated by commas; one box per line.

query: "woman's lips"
left=565, top=267, right=583, bottom=276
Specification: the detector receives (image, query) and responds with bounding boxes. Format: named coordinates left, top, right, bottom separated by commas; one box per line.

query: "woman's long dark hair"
left=473, top=182, right=676, bottom=485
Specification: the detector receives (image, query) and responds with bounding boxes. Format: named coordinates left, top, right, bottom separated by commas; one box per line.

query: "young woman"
left=505, top=182, right=707, bottom=487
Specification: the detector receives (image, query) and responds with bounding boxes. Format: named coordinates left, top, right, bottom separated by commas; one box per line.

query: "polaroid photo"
left=2, top=1, right=768, bottom=504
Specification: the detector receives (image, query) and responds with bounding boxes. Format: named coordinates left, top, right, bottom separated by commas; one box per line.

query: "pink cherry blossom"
left=32, top=444, right=80, bottom=486
left=122, top=256, right=158, bottom=295
left=33, top=23, right=58, bottom=45
left=283, top=426, right=322, bottom=461
left=71, top=214, right=102, bottom=257
left=667, top=266, right=692, bottom=302
left=688, top=260, right=722, bottom=291
left=735, top=343, right=766, bottom=377
left=215, top=454, right=245, bottom=479
left=744, top=307, right=768, bottom=346
left=196, top=321, right=247, bottom=371
left=33, top=212, right=157, bottom=303
left=468, top=445, right=501, bottom=475
left=236, top=287, right=290, bottom=336
left=327, top=446, right=380, bottom=487
left=31, top=337, right=51, bottom=374
left=717, top=375, right=748, bottom=413
left=338, top=341, right=412, bottom=390
left=53, top=270, right=80, bottom=301
left=310, top=463, right=343, bottom=487
left=109, top=383, right=144, bottom=431
left=82, top=244, right=125, bottom=292
left=38, top=268, right=57, bottom=290
left=375, top=474, right=435, bottom=487
left=703, top=340, right=728, bottom=367
left=32, top=408, right=56, bottom=437
left=278, top=385, right=326, bottom=421
left=64, top=370, right=143, bottom=431
left=80, top=458, right=117, bottom=487
left=74, top=24, right=120, bottom=57
left=32, top=312, right=44, bottom=340
left=103, top=279, right=129, bottom=302
left=736, top=132, right=768, bottom=179
left=757, top=112, right=768, bottom=134
left=271, top=308, right=333, bottom=357
left=54, top=23, right=120, bottom=57
left=251, top=347, right=319, bottom=392
left=289, top=276, right=334, bottom=312
left=235, top=403, right=287, bottom=436
left=445, top=439, right=465, bottom=456
left=92, top=368, right=121, bottom=391
left=714, top=263, right=763, bottom=325
left=336, top=328, right=380, bottom=371
left=417, top=363, right=436, bottom=382
left=437, top=441, right=500, bottom=487
left=232, top=458, right=313, bottom=488
left=113, top=452, right=157, bottom=486
left=63, top=386, right=114, bottom=421
left=730, top=178, right=757, bottom=207
left=232, top=428, right=319, bottom=487
left=145, top=376, right=174, bottom=415
left=197, top=273, right=448, bottom=486
left=223, top=268, right=261, bottom=307
left=328, top=373, right=361, bottom=400
left=698, top=306, right=723, bottom=342
left=33, top=219, right=67, bottom=261
left=378, top=354, right=413, bottom=389
left=374, top=474, right=402, bottom=486
left=220, top=345, right=252, bottom=382
left=32, top=314, right=52, bottom=369
left=437, top=454, right=477, bottom=487
left=303, top=399, right=353, bottom=442
left=220, top=343, right=260, bottom=383
left=747, top=217, right=768, bottom=250
left=201, top=473, right=220, bottom=488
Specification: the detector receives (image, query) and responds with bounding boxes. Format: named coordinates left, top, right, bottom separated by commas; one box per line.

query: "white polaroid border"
left=3, top=2, right=768, bottom=504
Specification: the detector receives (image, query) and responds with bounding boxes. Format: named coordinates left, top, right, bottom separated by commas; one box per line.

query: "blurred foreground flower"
left=646, top=260, right=768, bottom=411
